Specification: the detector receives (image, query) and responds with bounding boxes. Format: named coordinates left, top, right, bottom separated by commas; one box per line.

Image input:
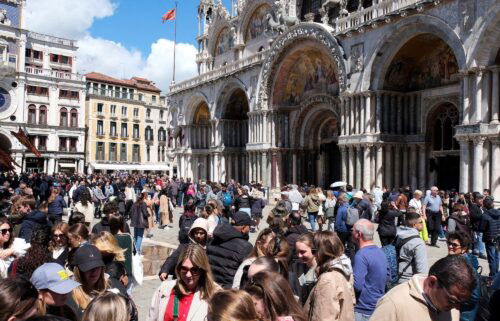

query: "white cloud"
left=24, top=0, right=197, bottom=93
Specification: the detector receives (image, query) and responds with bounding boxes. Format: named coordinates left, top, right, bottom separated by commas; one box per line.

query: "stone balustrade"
left=25, top=66, right=84, bottom=81
left=27, top=31, right=77, bottom=47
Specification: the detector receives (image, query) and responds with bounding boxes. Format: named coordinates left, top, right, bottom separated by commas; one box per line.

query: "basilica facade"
left=167, top=0, right=500, bottom=201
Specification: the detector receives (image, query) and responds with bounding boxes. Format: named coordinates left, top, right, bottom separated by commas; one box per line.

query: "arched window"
left=431, top=104, right=459, bottom=151
left=38, top=105, right=47, bottom=125
left=145, top=126, right=153, bottom=141
left=28, top=104, right=37, bottom=124
left=70, top=108, right=78, bottom=127
left=60, top=107, right=68, bottom=127
left=146, top=108, right=151, bottom=119
left=158, top=127, right=166, bottom=141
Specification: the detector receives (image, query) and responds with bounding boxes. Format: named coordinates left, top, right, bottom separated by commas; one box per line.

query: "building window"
left=100, top=84, right=106, bottom=96
left=121, top=106, right=127, bottom=116
left=38, top=136, right=47, bottom=151
left=145, top=126, right=153, bottom=141
left=115, top=86, right=120, bottom=98
left=132, top=144, right=140, bottom=162
left=168, top=129, right=172, bottom=148
left=59, top=90, right=79, bottom=99
left=59, top=137, right=67, bottom=151
left=39, top=105, right=47, bottom=125
left=133, top=108, right=139, bottom=117
left=28, top=135, right=36, bottom=147
left=146, top=146, right=151, bottom=162
left=97, top=103, right=103, bottom=114
left=70, top=108, right=78, bottom=127
left=109, top=143, right=117, bottom=161
left=160, top=110, right=164, bottom=120
left=146, top=108, right=151, bottom=119
left=110, top=105, right=116, bottom=115
left=158, top=128, right=166, bottom=141
left=50, top=54, right=71, bottom=65
left=96, top=142, right=104, bottom=160
left=60, top=107, right=68, bottom=127
left=152, top=95, right=157, bottom=104
left=121, top=89, right=127, bottom=99
left=97, top=120, right=104, bottom=135
left=138, top=94, right=143, bottom=101
left=69, top=137, right=77, bottom=152
left=27, top=85, right=48, bottom=96
left=110, top=122, right=117, bottom=137
left=121, top=123, right=128, bottom=138
left=120, top=143, right=127, bottom=161
left=133, top=124, right=139, bottom=139
left=28, top=105, right=37, bottom=124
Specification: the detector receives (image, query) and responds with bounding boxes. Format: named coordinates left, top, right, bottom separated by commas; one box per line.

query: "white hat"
left=354, top=191, right=364, bottom=199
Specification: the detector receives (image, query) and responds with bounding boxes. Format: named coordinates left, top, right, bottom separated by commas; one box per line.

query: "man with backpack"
left=218, top=185, right=233, bottom=219
left=481, top=197, right=500, bottom=278
left=395, top=211, right=428, bottom=284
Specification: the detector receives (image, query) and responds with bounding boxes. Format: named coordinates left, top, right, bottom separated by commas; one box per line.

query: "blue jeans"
left=134, top=228, right=145, bottom=254
left=308, top=212, right=318, bottom=232
left=486, top=241, right=499, bottom=277
left=473, top=232, right=486, bottom=255
left=177, top=193, right=183, bottom=206
left=439, top=225, right=445, bottom=239
left=354, top=312, right=371, bottom=321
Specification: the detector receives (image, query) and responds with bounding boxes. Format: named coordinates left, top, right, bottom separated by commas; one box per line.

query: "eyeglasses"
left=446, top=241, right=462, bottom=249
left=437, top=278, right=468, bottom=306
left=1, top=228, right=12, bottom=235
left=180, top=266, right=201, bottom=276
left=53, top=233, right=67, bottom=239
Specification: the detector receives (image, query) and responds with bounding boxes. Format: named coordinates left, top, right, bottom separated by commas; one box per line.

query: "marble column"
left=340, top=146, right=347, bottom=183
left=482, top=70, right=491, bottom=123
left=262, top=151, right=269, bottom=187
left=475, top=69, right=483, bottom=124
left=472, top=137, right=485, bottom=192
left=410, top=145, right=417, bottom=190
left=375, top=93, right=382, bottom=133
left=248, top=152, right=253, bottom=182
left=390, top=95, right=397, bottom=134
left=363, top=144, right=371, bottom=191
left=458, top=139, right=470, bottom=193
left=483, top=140, right=490, bottom=190
left=397, top=95, right=403, bottom=134
left=491, top=140, right=500, bottom=203
left=409, top=95, right=415, bottom=135
left=350, top=97, right=355, bottom=135
left=360, top=96, right=365, bottom=134
left=402, top=145, right=409, bottom=186
left=383, top=94, right=390, bottom=133
left=384, top=145, right=392, bottom=188
left=292, top=152, right=297, bottom=184
left=370, top=145, right=376, bottom=190
left=375, top=144, right=383, bottom=188
left=355, top=146, right=362, bottom=189
left=394, top=145, right=401, bottom=188
left=340, top=98, right=346, bottom=136
left=227, top=154, right=233, bottom=180
left=348, top=146, right=355, bottom=185
left=491, top=67, right=500, bottom=124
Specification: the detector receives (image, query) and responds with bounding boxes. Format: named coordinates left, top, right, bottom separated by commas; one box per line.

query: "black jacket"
left=377, top=209, right=402, bottom=237
left=130, top=201, right=148, bottom=229
left=19, top=210, right=51, bottom=241
left=482, top=208, right=500, bottom=243
left=91, top=217, right=131, bottom=235
left=207, top=224, right=253, bottom=288
left=469, top=204, right=483, bottom=231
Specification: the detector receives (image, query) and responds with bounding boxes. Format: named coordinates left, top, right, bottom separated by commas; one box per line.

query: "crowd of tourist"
left=0, top=171, right=499, bottom=321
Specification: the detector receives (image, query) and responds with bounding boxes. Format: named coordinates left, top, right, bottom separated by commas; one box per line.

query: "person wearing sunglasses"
left=372, top=255, right=476, bottom=321
left=0, top=217, right=15, bottom=277
left=446, top=231, right=481, bottom=321
left=147, top=244, right=219, bottom=321
left=49, top=223, right=70, bottom=267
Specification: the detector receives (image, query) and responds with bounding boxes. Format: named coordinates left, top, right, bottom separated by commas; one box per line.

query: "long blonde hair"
left=208, top=289, right=261, bottom=321
left=91, top=231, right=125, bottom=261
left=71, top=266, right=109, bottom=310
left=82, top=292, right=129, bottom=321
left=175, top=244, right=217, bottom=300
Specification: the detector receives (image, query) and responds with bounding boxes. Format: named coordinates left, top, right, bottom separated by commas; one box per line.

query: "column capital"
left=472, top=66, right=487, bottom=75
left=455, top=135, right=471, bottom=143
left=458, top=69, right=473, bottom=77
left=472, top=136, right=486, bottom=146
left=488, top=65, right=500, bottom=73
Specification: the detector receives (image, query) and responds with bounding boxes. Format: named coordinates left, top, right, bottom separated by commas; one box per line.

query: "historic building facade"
left=0, top=0, right=86, bottom=174
left=168, top=0, right=499, bottom=200
left=85, top=73, right=170, bottom=174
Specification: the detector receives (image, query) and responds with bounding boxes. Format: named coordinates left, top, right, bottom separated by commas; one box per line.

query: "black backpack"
left=178, top=215, right=197, bottom=244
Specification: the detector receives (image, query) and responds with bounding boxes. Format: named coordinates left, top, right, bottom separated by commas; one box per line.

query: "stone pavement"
left=132, top=205, right=490, bottom=320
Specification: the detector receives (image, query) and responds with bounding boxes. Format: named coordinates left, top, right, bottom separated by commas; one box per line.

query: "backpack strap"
left=396, top=235, right=421, bottom=279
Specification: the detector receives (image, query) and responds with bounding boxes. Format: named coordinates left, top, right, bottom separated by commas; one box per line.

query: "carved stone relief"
left=459, top=0, right=476, bottom=33
left=350, top=43, right=364, bottom=73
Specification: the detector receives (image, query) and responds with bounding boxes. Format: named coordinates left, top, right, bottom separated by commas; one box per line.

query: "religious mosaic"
left=384, top=35, right=459, bottom=92
left=273, top=50, right=338, bottom=106
left=245, top=5, right=271, bottom=42
left=214, top=27, right=234, bottom=56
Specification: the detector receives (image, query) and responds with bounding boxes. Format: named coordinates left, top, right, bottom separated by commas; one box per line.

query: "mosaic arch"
left=245, top=4, right=271, bottom=42
left=384, top=34, right=459, bottom=92
left=193, top=102, right=210, bottom=125
left=214, top=27, right=234, bottom=56
left=272, top=42, right=339, bottom=107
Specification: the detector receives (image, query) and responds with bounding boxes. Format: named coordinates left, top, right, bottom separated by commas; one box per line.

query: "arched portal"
left=190, top=101, right=212, bottom=180
left=426, top=103, right=460, bottom=191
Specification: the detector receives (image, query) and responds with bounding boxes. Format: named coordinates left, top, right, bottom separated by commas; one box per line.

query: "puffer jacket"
left=482, top=208, right=500, bottom=243
left=305, top=255, right=355, bottom=321
left=207, top=223, right=253, bottom=288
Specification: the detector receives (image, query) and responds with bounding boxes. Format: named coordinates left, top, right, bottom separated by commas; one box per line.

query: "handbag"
left=130, top=234, right=144, bottom=286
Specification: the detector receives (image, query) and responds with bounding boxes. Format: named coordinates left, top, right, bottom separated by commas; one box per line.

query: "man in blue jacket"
left=18, top=197, right=51, bottom=242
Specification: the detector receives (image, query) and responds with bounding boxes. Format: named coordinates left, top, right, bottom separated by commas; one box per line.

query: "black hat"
left=232, top=211, right=255, bottom=226
left=72, top=245, right=105, bottom=272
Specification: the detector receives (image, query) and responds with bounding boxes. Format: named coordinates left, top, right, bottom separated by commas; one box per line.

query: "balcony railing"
left=28, top=31, right=77, bottom=47
left=25, top=66, right=84, bottom=81
left=170, top=50, right=267, bottom=93
left=334, top=0, right=433, bottom=34
left=0, top=54, right=17, bottom=69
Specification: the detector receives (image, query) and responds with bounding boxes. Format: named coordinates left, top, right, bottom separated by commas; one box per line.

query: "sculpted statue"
left=0, top=9, right=10, bottom=26
left=320, top=0, right=348, bottom=24
left=265, top=1, right=299, bottom=34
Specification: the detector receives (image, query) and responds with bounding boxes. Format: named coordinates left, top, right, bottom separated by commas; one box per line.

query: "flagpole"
left=172, top=1, right=178, bottom=85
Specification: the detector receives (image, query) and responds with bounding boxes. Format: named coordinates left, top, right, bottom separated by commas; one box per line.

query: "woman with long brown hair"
left=49, top=222, right=70, bottom=266
left=47, top=187, right=67, bottom=225
left=245, top=271, right=307, bottom=321
left=233, top=228, right=274, bottom=289
left=305, top=231, right=354, bottom=321
left=0, top=217, right=15, bottom=278
left=208, top=289, right=261, bottom=321
left=147, top=244, right=220, bottom=321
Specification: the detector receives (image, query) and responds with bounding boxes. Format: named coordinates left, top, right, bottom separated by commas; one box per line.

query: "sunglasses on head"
left=1, top=228, right=12, bottom=235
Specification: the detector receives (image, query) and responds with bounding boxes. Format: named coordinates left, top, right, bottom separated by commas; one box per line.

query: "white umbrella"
left=330, top=181, right=347, bottom=188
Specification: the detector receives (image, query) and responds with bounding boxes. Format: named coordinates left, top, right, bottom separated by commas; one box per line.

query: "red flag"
left=162, top=9, right=176, bottom=22
left=11, top=128, right=42, bottom=157
left=0, top=149, right=16, bottom=172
